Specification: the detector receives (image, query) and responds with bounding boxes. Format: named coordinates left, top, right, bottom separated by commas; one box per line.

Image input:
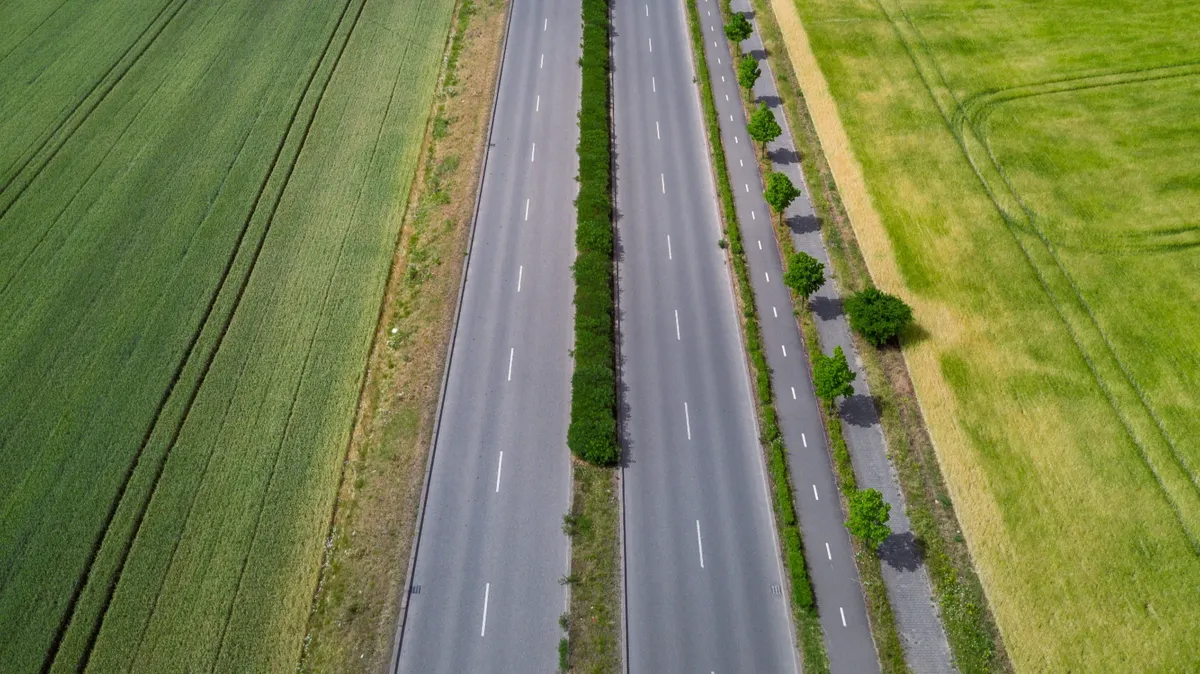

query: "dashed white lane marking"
left=652, top=76, right=656, bottom=92
left=782, top=344, right=787, bottom=357
left=840, top=607, right=847, bottom=627
left=739, top=158, right=744, bottom=166
left=646, top=4, right=649, bottom=15
left=772, top=306, right=778, bottom=318
left=675, top=309, right=681, bottom=340
left=536, top=94, right=540, bottom=111
left=684, top=402, right=692, bottom=440
left=765, top=271, right=770, bottom=282
left=791, top=386, right=796, bottom=399
left=517, top=265, right=523, bottom=292
left=661, top=173, right=666, bottom=194
left=730, top=114, right=734, bottom=121
left=667, top=234, right=673, bottom=259
left=649, top=37, right=653, bottom=52
left=751, top=209, right=755, bottom=219
left=802, top=433, right=808, bottom=447
left=714, top=41, right=718, bottom=47
left=745, top=183, right=749, bottom=192
left=718, top=57, right=722, bottom=65
left=813, top=484, right=818, bottom=500
left=531, top=143, right=536, bottom=162
left=757, top=239, right=762, bottom=250
left=826, top=542, right=832, bottom=560
left=710, top=24, right=714, bottom=31
left=721, top=75, right=725, bottom=82
left=524, top=198, right=530, bottom=221
left=507, top=348, right=514, bottom=381
left=540, top=53, right=544, bottom=68
left=656, top=120, right=661, bottom=139
left=543, top=17, right=547, bottom=30
left=496, top=451, right=504, bottom=492
left=696, top=520, right=706, bottom=568
left=725, top=93, right=729, bottom=100
left=481, top=583, right=490, bottom=636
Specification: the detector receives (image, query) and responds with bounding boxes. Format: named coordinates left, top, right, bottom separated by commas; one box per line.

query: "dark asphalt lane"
left=393, top=0, right=581, bottom=671
left=615, top=0, right=798, bottom=671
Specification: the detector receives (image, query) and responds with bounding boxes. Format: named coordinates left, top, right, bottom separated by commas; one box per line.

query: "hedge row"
left=683, top=0, right=827, bottom=670
left=566, top=0, right=618, bottom=466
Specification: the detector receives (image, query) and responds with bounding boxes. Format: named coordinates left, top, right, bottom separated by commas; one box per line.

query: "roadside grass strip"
left=743, top=0, right=1010, bottom=670
left=683, top=0, right=827, bottom=670
left=0, top=0, right=455, bottom=670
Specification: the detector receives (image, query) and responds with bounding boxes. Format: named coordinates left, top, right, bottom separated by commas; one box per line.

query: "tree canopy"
left=746, top=103, right=782, bottom=156
left=724, top=12, right=753, bottom=43
left=737, top=54, right=761, bottom=91
left=844, top=287, right=914, bottom=346
left=847, top=488, right=892, bottom=551
left=813, top=345, right=855, bottom=406
left=763, top=171, right=801, bottom=224
left=783, top=251, right=825, bottom=300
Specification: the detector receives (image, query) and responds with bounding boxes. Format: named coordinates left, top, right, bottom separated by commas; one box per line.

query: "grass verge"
left=297, top=1, right=509, bottom=670
left=683, top=0, right=827, bottom=670
left=742, top=0, right=1010, bottom=670
left=565, top=0, right=621, bottom=670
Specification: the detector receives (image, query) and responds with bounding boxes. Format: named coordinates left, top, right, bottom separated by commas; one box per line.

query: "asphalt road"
left=614, top=0, right=798, bottom=671
left=695, top=0, right=882, bottom=671
left=392, top=0, right=581, bottom=671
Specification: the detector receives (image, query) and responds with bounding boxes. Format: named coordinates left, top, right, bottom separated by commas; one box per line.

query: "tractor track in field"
left=42, top=1, right=366, bottom=670
left=874, top=0, right=1200, bottom=553
left=0, top=0, right=188, bottom=219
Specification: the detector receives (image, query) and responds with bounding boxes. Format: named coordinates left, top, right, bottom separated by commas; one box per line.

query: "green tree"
left=783, top=251, right=825, bottom=301
left=737, top=54, right=761, bottom=92
left=847, top=488, right=892, bottom=551
left=844, top=287, right=914, bottom=346
left=813, top=345, right=855, bottom=406
left=746, top=103, right=782, bottom=157
left=724, top=12, right=753, bottom=43
left=763, top=171, right=801, bottom=225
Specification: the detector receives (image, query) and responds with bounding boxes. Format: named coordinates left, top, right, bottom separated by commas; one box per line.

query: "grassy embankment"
left=718, top=1, right=910, bottom=671
left=683, top=0, right=828, bottom=670
left=771, top=0, right=1200, bottom=669
left=0, top=0, right=454, bottom=670
left=563, top=0, right=622, bottom=671
left=299, top=0, right=508, bottom=671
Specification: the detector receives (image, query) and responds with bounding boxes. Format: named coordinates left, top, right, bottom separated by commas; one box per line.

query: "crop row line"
left=43, top=1, right=369, bottom=670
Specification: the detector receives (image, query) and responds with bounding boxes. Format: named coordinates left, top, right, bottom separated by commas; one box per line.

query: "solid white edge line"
left=696, top=520, right=705, bottom=568
left=507, top=347, right=514, bottom=381
left=684, top=401, right=692, bottom=440
left=496, top=451, right=503, bottom=492
left=481, top=583, right=490, bottom=636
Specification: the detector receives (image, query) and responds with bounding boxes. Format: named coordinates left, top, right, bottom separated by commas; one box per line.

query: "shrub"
left=844, top=287, right=913, bottom=346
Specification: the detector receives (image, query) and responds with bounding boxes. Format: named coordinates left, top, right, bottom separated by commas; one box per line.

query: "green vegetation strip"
left=743, top=0, right=1007, bottom=670
left=565, top=0, right=621, bottom=670
left=683, top=0, right=827, bottom=670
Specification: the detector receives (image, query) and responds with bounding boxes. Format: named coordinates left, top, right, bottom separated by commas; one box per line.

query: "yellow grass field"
left=771, top=0, right=1200, bottom=670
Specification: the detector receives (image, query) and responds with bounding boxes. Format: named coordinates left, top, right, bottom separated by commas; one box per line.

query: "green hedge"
left=684, top=0, right=827, bottom=670
left=567, top=0, right=618, bottom=466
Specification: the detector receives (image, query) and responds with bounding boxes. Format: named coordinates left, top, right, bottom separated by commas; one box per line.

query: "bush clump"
left=844, top=287, right=913, bottom=346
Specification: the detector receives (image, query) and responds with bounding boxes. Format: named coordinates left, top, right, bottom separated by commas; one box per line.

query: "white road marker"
left=714, top=41, right=717, bottom=47
left=656, top=120, right=661, bottom=139
left=772, top=306, right=778, bottom=318
left=725, top=93, right=729, bottom=100
left=744, top=183, right=749, bottom=192
left=652, top=76, right=656, bottom=92
left=710, top=24, right=713, bottom=31
left=718, top=57, right=722, bottom=65
left=540, top=53, right=544, bottom=68
left=661, top=173, right=666, bottom=194
left=734, top=135, right=738, bottom=143
left=481, top=584, right=490, bottom=636
left=765, top=271, right=770, bottom=282
left=507, top=348, right=514, bottom=381
left=646, top=4, right=649, bottom=15
left=496, top=452, right=504, bottom=492
left=685, top=402, right=692, bottom=440
left=696, top=520, right=705, bottom=568
left=757, top=239, right=762, bottom=250
left=649, top=37, right=653, bottom=51
left=667, top=234, right=673, bottom=259
left=524, top=198, right=530, bottom=221
left=751, top=210, right=755, bottom=219
left=813, top=484, right=818, bottom=500
left=826, top=542, right=832, bottom=560
left=730, top=114, right=734, bottom=121
left=840, top=607, right=847, bottom=627
left=721, top=75, right=725, bottom=82
left=739, top=158, right=744, bottom=167
left=802, top=432, right=808, bottom=447
left=531, top=143, right=536, bottom=162
left=536, top=94, right=540, bottom=111
left=675, top=309, right=681, bottom=340
left=544, top=17, right=547, bottom=30
left=517, top=265, right=523, bottom=292
left=791, top=386, right=796, bottom=399
left=782, top=344, right=787, bottom=357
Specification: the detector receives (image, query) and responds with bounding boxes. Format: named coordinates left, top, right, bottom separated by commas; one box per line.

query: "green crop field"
left=782, top=0, right=1200, bottom=670
left=0, top=0, right=454, bottom=670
